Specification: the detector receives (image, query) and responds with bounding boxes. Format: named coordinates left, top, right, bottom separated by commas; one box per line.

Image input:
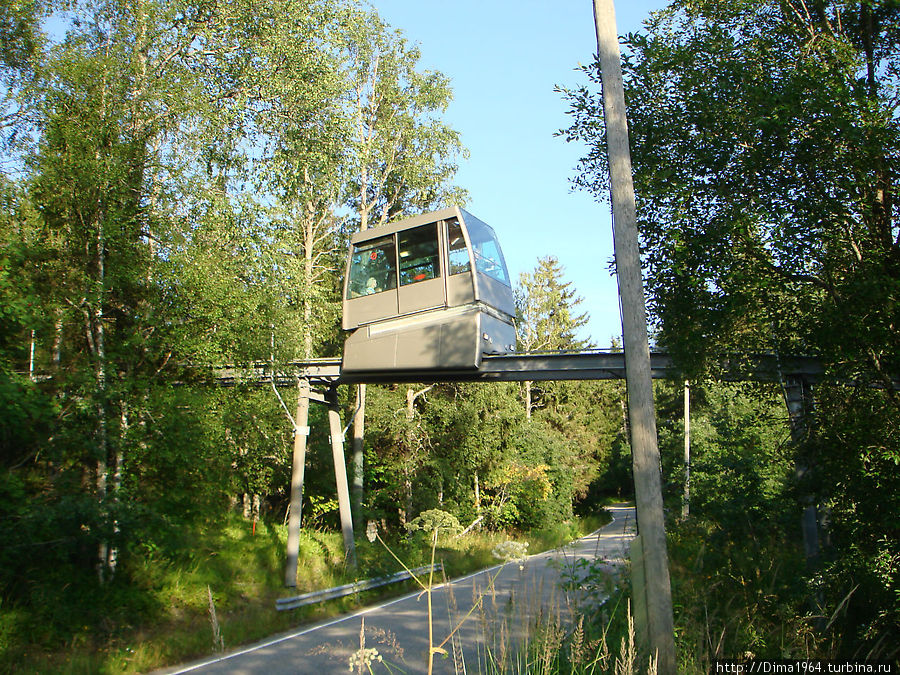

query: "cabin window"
left=447, top=219, right=471, bottom=275
left=467, top=219, right=510, bottom=285
left=398, top=223, right=440, bottom=286
left=347, top=235, right=397, bottom=298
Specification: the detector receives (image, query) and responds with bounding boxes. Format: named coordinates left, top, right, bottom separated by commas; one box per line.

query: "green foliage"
left=656, top=382, right=794, bottom=529
left=0, top=509, right=602, bottom=673
left=561, top=0, right=900, bottom=401
left=561, top=0, right=900, bottom=658
left=1, top=0, right=476, bottom=667
left=812, top=385, right=900, bottom=659
left=562, top=0, right=900, bottom=378
left=338, top=8, right=468, bottom=229
left=669, top=518, right=815, bottom=667
left=535, top=380, right=631, bottom=509
left=359, top=378, right=625, bottom=536
left=650, top=381, right=822, bottom=663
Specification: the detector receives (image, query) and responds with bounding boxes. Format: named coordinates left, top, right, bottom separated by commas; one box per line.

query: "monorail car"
left=341, top=207, right=517, bottom=372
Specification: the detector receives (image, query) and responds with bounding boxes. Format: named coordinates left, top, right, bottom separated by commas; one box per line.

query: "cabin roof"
left=350, top=206, right=469, bottom=244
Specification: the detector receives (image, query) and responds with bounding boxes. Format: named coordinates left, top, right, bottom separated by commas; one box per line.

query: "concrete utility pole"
left=284, top=378, right=310, bottom=587
left=351, top=385, right=366, bottom=532
left=591, top=0, right=677, bottom=672
left=326, top=386, right=357, bottom=567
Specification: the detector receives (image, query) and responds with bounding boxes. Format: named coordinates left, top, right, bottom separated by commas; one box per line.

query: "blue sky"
left=371, top=1, right=670, bottom=347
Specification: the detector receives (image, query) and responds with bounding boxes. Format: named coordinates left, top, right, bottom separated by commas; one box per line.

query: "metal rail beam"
left=214, top=351, right=829, bottom=387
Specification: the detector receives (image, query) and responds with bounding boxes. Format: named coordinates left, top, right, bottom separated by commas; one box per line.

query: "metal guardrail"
left=275, top=563, right=443, bottom=611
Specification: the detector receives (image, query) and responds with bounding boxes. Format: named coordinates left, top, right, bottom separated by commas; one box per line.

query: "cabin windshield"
left=347, top=235, right=397, bottom=298
left=466, top=218, right=510, bottom=286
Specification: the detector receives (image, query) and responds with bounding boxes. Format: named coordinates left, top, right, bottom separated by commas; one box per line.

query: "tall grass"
left=334, top=508, right=653, bottom=675
left=666, top=517, right=822, bottom=672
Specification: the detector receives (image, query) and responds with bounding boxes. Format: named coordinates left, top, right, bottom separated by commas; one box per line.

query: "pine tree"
left=515, top=256, right=590, bottom=418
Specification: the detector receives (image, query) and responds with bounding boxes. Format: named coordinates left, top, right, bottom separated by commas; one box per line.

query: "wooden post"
left=284, top=378, right=310, bottom=587
left=629, top=535, right=649, bottom=659
left=327, top=386, right=357, bottom=567
left=682, top=380, right=690, bottom=520
left=592, top=0, right=677, bottom=671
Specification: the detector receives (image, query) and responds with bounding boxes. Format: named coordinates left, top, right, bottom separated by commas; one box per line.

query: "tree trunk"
left=53, top=312, right=63, bottom=367
left=28, top=329, right=35, bottom=381
left=474, top=470, right=481, bottom=514
left=524, top=380, right=533, bottom=420
left=284, top=378, right=310, bottom=587
left=93, top=214, right=110, bottom=584
left=403, top=468, right=412, bottom=524
left=106, top=405, right=126, bottom=580
left=93, top=34, right=114, bottom=584
left=302, top=210, right=315, bottom=359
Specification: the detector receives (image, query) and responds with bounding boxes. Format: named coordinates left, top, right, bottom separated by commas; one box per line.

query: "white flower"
left=492, top=540, right=529, bottom=568
left=348, top=646, right=382, bottom=671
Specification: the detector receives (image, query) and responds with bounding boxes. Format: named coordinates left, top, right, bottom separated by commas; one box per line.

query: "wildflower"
left=348, top=646, right=382, bottom=671
left=492, top=540, right=529, bottom=569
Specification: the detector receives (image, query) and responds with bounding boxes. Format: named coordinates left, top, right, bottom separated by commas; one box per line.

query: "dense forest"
left=0, top=0, right=632, bottom=669
left=1, top=0, right=898, bottom=671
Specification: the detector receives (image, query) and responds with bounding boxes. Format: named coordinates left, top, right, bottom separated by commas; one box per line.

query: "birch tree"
left=336, top=6, right=468, bottom=522
left=244, top=0, right=348, bottom=360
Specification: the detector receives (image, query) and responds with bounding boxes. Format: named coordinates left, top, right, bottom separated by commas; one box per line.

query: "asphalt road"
left=154, top=504, right=636, bottom=675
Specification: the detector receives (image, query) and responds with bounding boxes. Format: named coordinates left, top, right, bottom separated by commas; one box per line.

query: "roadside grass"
left=445, top=511, right=824, bottom=675
left=468, top=591, right=653, bottom=675
left=666, top=516, right=819, bottom=671
left=1, top=512, right=606, bottom=674
left=339, top=507, right=640, bottom=675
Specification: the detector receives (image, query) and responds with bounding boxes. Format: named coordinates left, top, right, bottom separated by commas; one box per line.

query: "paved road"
left=155, top=504, right=636, bottom=675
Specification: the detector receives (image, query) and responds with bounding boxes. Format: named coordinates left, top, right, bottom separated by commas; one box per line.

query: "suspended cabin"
left=342, top=207, right=517, bottom=372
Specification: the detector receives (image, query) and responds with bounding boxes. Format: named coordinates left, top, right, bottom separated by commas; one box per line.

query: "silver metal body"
left=341, top=207, right=517, bottom=372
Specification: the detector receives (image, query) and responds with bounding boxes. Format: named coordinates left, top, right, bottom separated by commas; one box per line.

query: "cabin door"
left=396, top=222, right=446, bottom=316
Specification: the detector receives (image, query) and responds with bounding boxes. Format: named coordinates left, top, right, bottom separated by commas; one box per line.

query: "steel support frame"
left=284, top=383, right=357, bottom=584
left=220, top=351, right=826, bottom=389
left=271, top=350, right=830, bottom=586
